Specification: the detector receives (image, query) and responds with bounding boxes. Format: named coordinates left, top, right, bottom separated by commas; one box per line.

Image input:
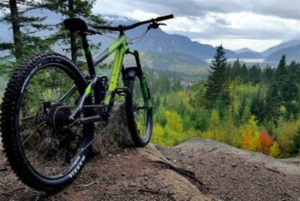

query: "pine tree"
left=281, top=79, right=298, bottom=120
left=262, top=65, right=274, bottom=83
left=229, top=59, right=242, bottom=80
left=265, top=82, right=280, bottom=127
left=276, top=55, right=288, bottom=83
left=293, top=128, right=300, bottom=155
left=240, top=63, right=250, bottom=83
left=250, top=91, right=266, bottom=124
left=264, top=55, right=298, bottom=122
left=204, top=45, right=230, bottom=108
left=43, top=0, right=105, bottom=64
left=249, top=64, right=262, bottom=85
left=0, top=0, right=54, bottom=61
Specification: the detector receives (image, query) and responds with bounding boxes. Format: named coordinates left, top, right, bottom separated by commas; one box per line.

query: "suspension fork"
left=132, top=50, right=152, bottom=109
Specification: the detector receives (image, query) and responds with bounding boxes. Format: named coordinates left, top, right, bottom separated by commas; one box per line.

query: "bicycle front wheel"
left=125, top=75, right=153, bottom=147
left=1, top=52, right=92, bottom=193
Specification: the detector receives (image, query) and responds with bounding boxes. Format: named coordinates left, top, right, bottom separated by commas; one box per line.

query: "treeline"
left=150, top=46, right=300, bottom=158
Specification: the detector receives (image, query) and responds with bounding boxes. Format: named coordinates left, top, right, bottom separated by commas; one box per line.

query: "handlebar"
left=155, top=14, right=174, bottom=22
left=93, top=14, right=174, bottom=32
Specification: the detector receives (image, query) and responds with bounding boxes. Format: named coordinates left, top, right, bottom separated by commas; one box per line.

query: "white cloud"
left=93, top=0, right=300, bottom=52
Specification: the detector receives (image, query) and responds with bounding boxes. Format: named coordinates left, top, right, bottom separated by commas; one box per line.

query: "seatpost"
left=80, top=33, right=96, bottom=77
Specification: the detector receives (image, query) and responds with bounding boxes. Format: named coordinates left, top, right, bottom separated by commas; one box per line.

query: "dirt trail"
left=0, top=138, right=299, bottom=201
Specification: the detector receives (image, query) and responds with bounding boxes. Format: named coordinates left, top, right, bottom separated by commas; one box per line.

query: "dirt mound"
left=0, top=138, right=299, bottom=201
left=157, top=138, right=300, bottom=201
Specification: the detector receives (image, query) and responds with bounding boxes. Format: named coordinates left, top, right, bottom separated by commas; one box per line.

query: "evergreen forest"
left=149, top=46, right=300, bottom=158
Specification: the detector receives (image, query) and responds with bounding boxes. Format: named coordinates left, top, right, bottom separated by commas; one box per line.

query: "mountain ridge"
left=1, top=10, right=300, bottom=64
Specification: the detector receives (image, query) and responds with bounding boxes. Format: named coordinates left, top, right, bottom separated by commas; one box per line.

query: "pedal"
left=114, top=87, right=130, bottom=96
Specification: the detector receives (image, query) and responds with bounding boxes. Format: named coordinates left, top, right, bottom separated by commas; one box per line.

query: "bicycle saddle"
left=63, top=18, right=88, bottom=33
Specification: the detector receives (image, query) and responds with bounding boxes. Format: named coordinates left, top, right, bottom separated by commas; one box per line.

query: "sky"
left=92, top=0, right=300, bottom=52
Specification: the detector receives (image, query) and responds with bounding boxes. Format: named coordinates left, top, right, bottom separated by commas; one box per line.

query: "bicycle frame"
left=92, top=35, right=129, bottom=106
left=69, top=32, right=151, bottom=121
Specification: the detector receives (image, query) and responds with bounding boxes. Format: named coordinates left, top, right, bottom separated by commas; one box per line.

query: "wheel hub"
left=48, top=104, right=72, bottom=134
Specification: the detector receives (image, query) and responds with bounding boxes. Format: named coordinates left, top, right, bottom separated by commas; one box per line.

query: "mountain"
left=104, top=16, right=237, bottom=60
left=262, top=39, right=300, bottom=57
left=235, top=47, right=254, bottom=53
left=234, top=48, right=264, bottom=58
left=3, top=11, right=300, bottom=66
left=138, top=51, right=208, bottom=72
left=264, top=43, right=300, bottom=63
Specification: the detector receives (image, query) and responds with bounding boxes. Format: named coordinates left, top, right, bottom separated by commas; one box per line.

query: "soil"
left=0, top=138, right=299, bottom=201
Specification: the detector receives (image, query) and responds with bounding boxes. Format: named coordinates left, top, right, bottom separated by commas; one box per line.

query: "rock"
left=92, top=103, right=135, bottom=155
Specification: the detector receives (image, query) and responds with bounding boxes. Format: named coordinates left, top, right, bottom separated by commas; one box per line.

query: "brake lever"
left=147, top=23, right=166, bottom=30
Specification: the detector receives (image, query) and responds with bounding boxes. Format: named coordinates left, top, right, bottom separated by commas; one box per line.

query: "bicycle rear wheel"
left=125, top=75, right=153, bottom=147
left=1, top=52, right=92, bottom=193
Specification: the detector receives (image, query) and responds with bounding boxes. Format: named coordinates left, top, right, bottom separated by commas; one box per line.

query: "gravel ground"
left=0, top=138, right=299, bottom=201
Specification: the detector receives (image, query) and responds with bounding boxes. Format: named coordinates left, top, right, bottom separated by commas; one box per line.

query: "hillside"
left=138, top=51, right=208, bottom=72
left=262, top=40, right=300, bottom=57
left=1, top=138, right=299, bottom=201
left=265, top=43, right=300, bottom=63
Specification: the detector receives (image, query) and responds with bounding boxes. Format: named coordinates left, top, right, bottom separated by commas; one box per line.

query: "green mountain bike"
left=0, top=14, right=174, bottom=193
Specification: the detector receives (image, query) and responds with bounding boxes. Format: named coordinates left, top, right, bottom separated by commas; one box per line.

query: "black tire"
left=125, top=75, right=153, bottom=147
left=0, top=52, right=92, bottom=194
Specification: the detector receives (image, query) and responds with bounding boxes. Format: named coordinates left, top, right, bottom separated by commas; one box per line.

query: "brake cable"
left=128, top=22, right=166, bottom=44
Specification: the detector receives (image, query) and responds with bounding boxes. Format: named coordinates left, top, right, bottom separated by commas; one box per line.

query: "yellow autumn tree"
left=164, top=110, right=184, bottom=146
left=269, top=141, right=281, bottom=157
left=205, top=109, right=219, bottom=140
left=151, top=124, right=165, bottom=145
left=165, top=110, right=183, bottom=133
left=277, top=121, right=300, bottom=156
left=240, top=115, right=261, bottom=151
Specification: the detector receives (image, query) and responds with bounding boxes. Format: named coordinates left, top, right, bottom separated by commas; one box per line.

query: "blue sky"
left=93, top=0, right=300, bottom=52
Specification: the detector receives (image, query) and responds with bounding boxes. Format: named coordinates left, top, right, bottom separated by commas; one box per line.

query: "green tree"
left=265, top=82, right=280, bottom=127
left=293, top=128, right=300, bottom=155
left=262, top=65, right=274, bottom=83
left=44, top=0, right=105, bottom=64
left=281, top=79, right=298, bottom=120
left=0, top=0, right=53, bottom=61
left=264, top=55, right=298, bottom=122
left=277, top=121, right=300, bottom=156
left=229, top=58, right=242, bottom=80
left=250, top=91, right=266, bottom=124
left=152, top=76, right=171, bottom=94
left=276, top=55, right=288, bottom=83
left=249, top=64, right=262, bottom=86
left=204, top=45, right=230, bottom=108
left=240, top=63, right=250, bottom=83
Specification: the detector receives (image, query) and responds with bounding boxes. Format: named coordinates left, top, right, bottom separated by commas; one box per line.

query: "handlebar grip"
left=155, top=14, right=174, bottom=22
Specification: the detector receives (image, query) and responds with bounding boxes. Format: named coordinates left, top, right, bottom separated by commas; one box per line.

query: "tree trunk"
left=9, top=0, right=22, bottom=60
left=68, top=0, right=78, bottom=64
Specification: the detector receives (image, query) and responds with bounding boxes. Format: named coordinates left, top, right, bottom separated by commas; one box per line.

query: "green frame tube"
left=83, top=35, right=128, bottom=105
left=105, top=35, right=128, bottom=105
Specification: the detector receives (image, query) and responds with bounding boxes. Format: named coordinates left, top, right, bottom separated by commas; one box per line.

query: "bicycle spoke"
left=20, top=121, right=46, bottom=146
